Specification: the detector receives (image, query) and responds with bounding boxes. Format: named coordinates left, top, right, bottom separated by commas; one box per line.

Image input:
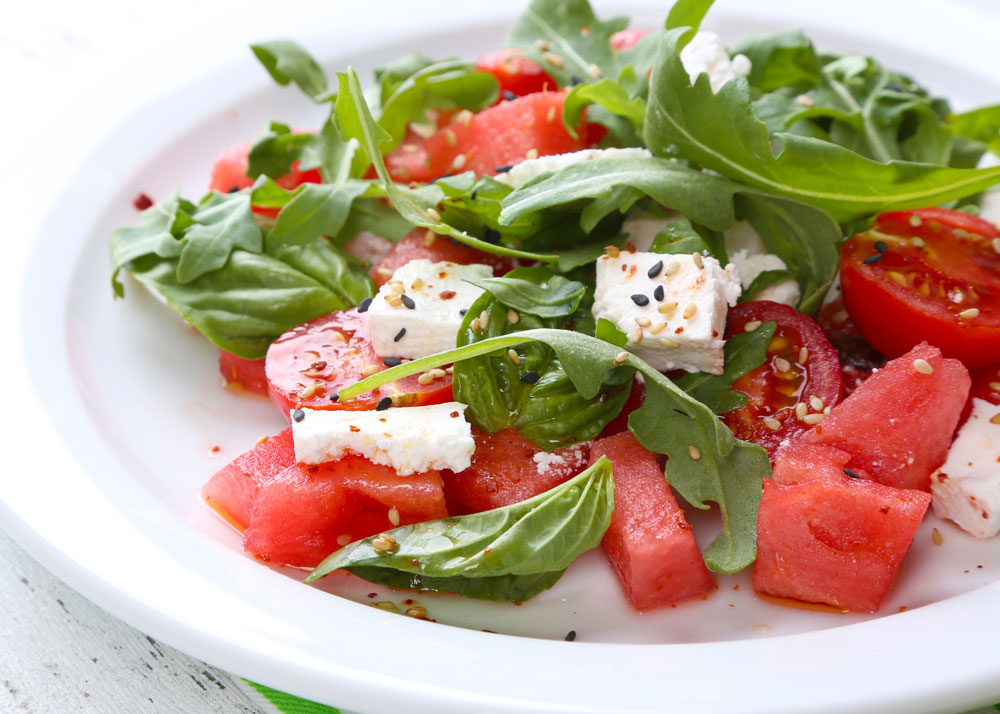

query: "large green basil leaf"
left=644, top=27, right=1000, bottom=224
left=343, top=568, right=565, bottom=602
left=464, top=271, right=586, bottom=319
left=305, top=457, right=615, bottom=602
left=338, top=328, right=771, bottom=573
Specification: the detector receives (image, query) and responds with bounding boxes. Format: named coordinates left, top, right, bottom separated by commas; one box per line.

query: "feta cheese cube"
left=367, top=259, right=491, bottom=359
left=494, top=147, right=652, bottom=189
left=292, top=402, right=475, bottom=476
left=680, top=31, right=751, bottom=93
left=931, top=398, right=1000, bottom=538
left=725, top=221, right=800, bottom=307
left=592, top=251, right=741, bottom=374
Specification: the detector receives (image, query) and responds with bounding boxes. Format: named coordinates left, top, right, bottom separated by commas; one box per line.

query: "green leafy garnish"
left=306, top=457, right=615, bottom=602
left=250, top=40, right=329, bottom=100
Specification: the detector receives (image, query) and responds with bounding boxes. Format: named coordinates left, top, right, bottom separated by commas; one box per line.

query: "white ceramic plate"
left=6, top=1, right=1000, bottom=712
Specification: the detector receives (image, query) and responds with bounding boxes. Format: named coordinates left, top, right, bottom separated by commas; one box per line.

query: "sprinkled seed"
left=451, top=154, right=467, bottom=170
left=614, top=351, right=629, bottom=365
left=802, top=413, right=825, bottom=425
left=361, top=364, right=380, bottom=378
left=374, top=601, right=398, bottom=612
left=526, top=148, right=539, bottom=159
left=631, top=327, right=644, bottom=344
left=913, top=358, right=934, bottom=375
left=647, top=260, right=664, bottom=279
left=653, top=285, right=665, bottom=302
left=507, top=309, right=519, bottom=324
left=795, top=402, right=808, bottom=420
left=844, top=468, right=861, bottom=479
left=887, top=271, right=908, bottom=287
left=991, top=413, right=1000, bottom=425
left=932, top=527, right=943, bottom=545
left=874, top=240, right=889, bottom=253
left=744, top=320, right=762, bottom=333
left=455, top=109, right=474, bottom=127
left=795, top=94, right=815, bottom=107
left=417, top=372, right=435, bottom=385
left=292, top=409, right=305, bottom=422
left=799, top=347, right=809, bottom=364
left=989, top=381, right=1000, bottom=392
left=507, top=349, right=521, bottom=366
left=429, top=368, right=447, bottom=379
left=832, top=309, right=849, bottom=324
left=388, top=507, right=401, bottom=526
left=494, top=164, right=513, bottom=173
left=604, top=245, right=620, bottom=258
left=443, top=129, right=457, bottom=147
left=426, top=207, right=441, bottom=222
left=993, top=238, right=1000, bottom=255
left=692, top=252, right=704, bottom=269
left=587, top=63, right=601, bottom=78
left=543, top=51, right=565, bottom=68
left=910, top=237, right=925, bottom=248
left=520, top=370, right=540, bottom=384
left=376, top=267, right=393, bottom=279
left=480, top=309, right=490, bottom=326
left=411, top=277, right=425, bottom=291
left=255, top=435, right=269, bottom=446
left=336, top=534, right=352, bottom=546
left=299, top=383, right=320, bottom=399
left=401, top=143, right=419, bottom=153
left=823, top=406, right=831, bottom=415
left=650, top=321, right=667, bottom=335
left=809, top=395, right=824, bottom=412
left=664, top=261, right=680, bottom=276
left=659, top=338, right=678, bottom=348
left=372, top=533, right=397, bottom=555
left=564, top=630, right=577, bottom=641
left=470, top=317, right=481, bottom=331
left=388, top=281, right=405, bottom=294
left=909, top=215, right=923, bottom=227
left=773, top=357, right=791, bottom=373
left=376, top=396, right=392, bottom=411
left=400, top=294, right=416, bottom=310
left=535, top=39, right=550, bottom=50
left=546, top=106, right=556, bottom=122
left=863, top=253, right=883, bottom=265
left=358, top=297, right=374, bottom=313
left=329, top=393, right=340, bottom=402
left=762, top=416, right=781, bottom=431
left=688, top=444, right=701, bottom=460
left=405, top=606, right=427, bottom=619
left=659, top=301, right=678, bottom=315
left=635, top=316, right=651, bottom=327
left=394, top=327, right=406, bottom=342
left=631, top=294, right=650, bottom=306
left=683, top=304, right=698, bottom=319
left=959, top=308, right=980, bottom=320
left=385, top=295, right=403, bottom=308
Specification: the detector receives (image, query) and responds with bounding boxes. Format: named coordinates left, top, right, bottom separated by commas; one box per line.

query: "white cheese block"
left=292, top=402, right=475, bottom=476
left=981, top=189, right=1000, bottom=229
left=724, top=221, right=800, bottom=306
left=494, top=148, right=652, bottom=189
left=592, top=250, right=741, bottom=374
left=931, top=398, right=1000, bottom=538
left=367, top=259, right=491, bottom=359
left=680, top=31, right=751, bottom=93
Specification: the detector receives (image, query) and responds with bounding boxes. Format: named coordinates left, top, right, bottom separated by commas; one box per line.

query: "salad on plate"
left=108, top=0, right=1000, bottom=624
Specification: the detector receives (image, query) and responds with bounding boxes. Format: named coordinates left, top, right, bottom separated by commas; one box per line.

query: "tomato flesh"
left=841, top=208, right=1000, bottom=368
left=722, top=301, right=842, bottom=458
left=474, top=49, right=555, bottom=98
left=369, top=229, right=518, bottom=286
left=218, top=349, right=269, bottom=397
left=265, top=308, right=453, bottom=420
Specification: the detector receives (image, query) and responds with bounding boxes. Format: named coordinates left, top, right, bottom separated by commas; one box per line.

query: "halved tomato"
left=841, top=208, right=1000, bottom=368
left=474, top=49, right=555, bottom=98
left=369, top=229, right=518, bottom=286
left=722, top=301, right=842, bottom=458
left=265, top=308, right=453, bottom=420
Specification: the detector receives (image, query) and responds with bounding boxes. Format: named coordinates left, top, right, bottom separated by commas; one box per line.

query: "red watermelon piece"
left=440, top=428, right=588, bottom=514
left=754, top=441, right=930, bottom=613
left=218, top=349, right=269, bottom=397
left=369, top=229, right=517, bottom=286
left=805, top=342, right=969, bottom=490
left=589, top=433, right=713, bottom=611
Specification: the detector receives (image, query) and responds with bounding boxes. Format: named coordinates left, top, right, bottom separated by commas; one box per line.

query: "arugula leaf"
left=949, top=103, right=1000, bottom=157
left=305, top=457, right=615, bottom=602
left=644, top=27, right=1000, bottom=224
left=649, top=220, right=719, bottom=259
left=250, top=40, right=328, bottom=100
left=563, top=79, right=645, bottom=140
left=464, top=271, right=586, bottom=319
left=595, top=317, right=627, bottom=347
left=110, top=192, right=186, bottom=296
left=176, top=192, right=262, bottom=283
left=665, top=0, right=714, bottom=32
left=299, top=114, right=359, bottom=184
left=338, top=328, right=770, bottom=573
left=732, top=29, right=822, bottom=93
left=674, top=322, right=776, bottom=414
left=246, top=122, right=315, bottom=180
left=267, top=181, right=371, bottom=249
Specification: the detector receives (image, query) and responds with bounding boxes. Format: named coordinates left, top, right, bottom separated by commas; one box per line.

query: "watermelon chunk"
left=440, top=428, right=588, bottom=514
left=244, top=456, right=448, bottom=568
left=218, top=349, right=269, bottom=397
left=754, top=441, right=930, bottom=613
left=202, top=429, right=295, bottom=530
left=805, top=342, right=970, bottom=490
left=589, top=433, right=713, bottom=611
left=369, top=229, right=517, bottom=286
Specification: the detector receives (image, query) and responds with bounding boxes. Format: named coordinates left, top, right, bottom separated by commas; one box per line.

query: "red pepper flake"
left=349, top=425, right=361, bottom=433
left=367, top=592, right=378, bottom=599
left=439, top=290, right=457, bottom=300
left=626, top=241, right=636, bottom=253
left=899, top=606, right=908, bottom=612
left=674, top=327, right=685, bottom=334
left=133, top=192, right=153, bottom=210
left=627, top=264, right=637, bottom=277
left=450, top=411, right=459, bottom=418
left=879, top=506, right=890, bottom=514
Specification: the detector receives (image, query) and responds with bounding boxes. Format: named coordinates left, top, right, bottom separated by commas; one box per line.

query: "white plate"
left=5, top=1, right=1000, bottom=712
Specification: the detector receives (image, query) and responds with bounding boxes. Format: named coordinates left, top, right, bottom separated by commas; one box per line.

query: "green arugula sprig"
left=306, top=457, right=614, bottom=601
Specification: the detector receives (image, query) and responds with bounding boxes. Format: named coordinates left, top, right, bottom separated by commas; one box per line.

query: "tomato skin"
left=218, top=350, right=269, bottom=397
left=610, top=28, right=648, bottom=51
left=265, top=308, right=453, bottom=421
left=369, top=229, right=518, bottom=286
left=841, top=208, right=1000, bottom=368
left=474, top=49, right=555, bottom=98
left=817, top=296, right=886, bottom=398
left=722, top=301, right=842, bottom=459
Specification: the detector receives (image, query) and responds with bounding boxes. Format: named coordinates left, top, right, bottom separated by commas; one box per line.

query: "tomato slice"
left=218, top=349, right=269, bottom=397
left=722, top=301, right=842, bottom=458
left=369, top=229, right=518, bottom=286
left=817, top=295, right=886, bottom=398
left=841, top=208, right=1000, bottom=368
left=265, top=308, right=453, bottom=420
left=474, top=49, right=556, bottom=98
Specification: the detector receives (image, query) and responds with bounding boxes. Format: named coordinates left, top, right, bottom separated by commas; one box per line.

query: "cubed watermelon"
left=589, top=433, right=713, bottom=611
left=440, top=428, right=588, bottom=514
left=218, top=349, right=269, bottom=397
left=805, top=342, right=970, bottom=490
left=754, top=441, right=930, bottom=613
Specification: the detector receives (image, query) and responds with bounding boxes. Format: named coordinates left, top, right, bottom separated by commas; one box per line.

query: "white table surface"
left=4, top=2, right=1000, bottom=713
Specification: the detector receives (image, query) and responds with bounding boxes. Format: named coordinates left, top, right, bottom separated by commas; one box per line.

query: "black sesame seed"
left=564, top=630, right=577, bottom=642
left=653, top=285, right=665, bottom=302
left=459, top=308, right=468, bottom=316
left=329, top=393, right=339, bottom=402
left=227, top=186, right=240, bottom=194
left=570, top=76, right=583, bottom=86
left=519, top=370, right=540, bottom=384
left=503, top=90, right=517, bottom=101
left=483, top=226, right=501, bottom=244
left=874, top=240, right=889, bottom=253
left=862, top=253, right=883, bottom=265
left=844, top=468, right=861, bottom=479
left=358, top=297, right=373, bottom=313
left=400, top=294, right=416, bottom=310
left=292, top=409, right=305, bottom=422
left=494, top=164, right=513, bottom=173
left=394, top=327, right=406, bottom=342
left=630, top=294, right=650, bottom=306
left=383, top=357, right=403, bottom=367
left=375, top=396, right=392, bottom=411
left=470, top=189, right=478, bottom=201
left=647, top=260, right=663, bottom=279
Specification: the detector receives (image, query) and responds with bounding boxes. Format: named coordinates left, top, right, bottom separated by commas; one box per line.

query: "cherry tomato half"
left=722, top=301, right=842, bottom=459
left=841, top=208, right=1000, bottom=368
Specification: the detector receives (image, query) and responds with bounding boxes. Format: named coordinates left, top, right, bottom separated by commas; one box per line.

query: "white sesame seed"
left=417, top=372, right=435, bottom=385
left=507, top=349, right=521, bottom=366
left=443, top=128, right=457, bottom=147
left=823, top=406, right=831, bottom=415
left=909, top=215, right=923, bottom=227
left=795, top=402, right=808, bottom=420
left=604, top=245, right=620, bottom=258
left=744, top=320, right=762, bottom=333
left=336, top=534, right=352, bottom=546
left=405, top=606, right=427, bottom=619
left=299, top=383, right=319, bottom=400
left=546, top=106, right=556, bottom=122
left=455, top=109, right=474, bottom=127
left=374, top=601, right=398, bottom=612
left=683, top=304, right=697, bottom=320
left=631, top=327, right=644, bottom=344
left=659, top=338, right=679, bottom=348
left=773, top=357, right=792, bottom=373
left=762, top=416, right=781, bottom=431
left=361, top=364, right=380, bottom=378
left=993, top=238, right=1000, bottom=255
left=535, top=39, right=550, bottom=51
left=526, top=148, right=539, bottom=159
left=688, top=444, right=701, bottom=460
left=991, top=413, right=1000, bottom=425
left=802, top=413, right=825, bottom=425
left=910, top=237, right=925, bottom=248
left=692, top=252, right=704, bottom=269
left=587, top=63, right=601, bottom=78
left=423, top=229, right=436, bottom=247
left=809, top=395, right=824, bottom=412
left=635, top=316, right=651, bottom=327
left=469, top=317, right=481, bottom=331
left=913, top=358, right=934, bottom=375
left=377, top=267, right=393, bottom=279
left=388, top=507, right=400, bottom=526
left=388, top=282, right=405, bottom=294
left=832, top=309, right=849, bottom=324
left=932, top=527, right=943, bottom=545
left=543, top=51, right=565, bottom=68
left=426, top=207, right=442, bottom=222
left=614, top=351, right=629, bottom=365
left=411, top=277, right=424, bottom=291
left=385, top=295, right=403, bottom=308
left=664, top=261, right=680, bottom=276
left=451, top=153, right=467, bottom=170
left=795, top=94, right=815, bottom=107
left=659, top=302, right=678, bottom=315
left=479, top=309, right=490, bottom=326
left=989, top=381, right=1000, bottom=393
left=650, top=321, right=667, bottom=335
left=799, top=347, right=809, bottom=364
left=429, top=368, right=447, bottom=379
left=507, top=309, right=519, bottom=324
left=959, top=308, right=980, bottom=320
left=372, top=533, right=397, bottom=554
left=255, top=435, right=269, bottom=446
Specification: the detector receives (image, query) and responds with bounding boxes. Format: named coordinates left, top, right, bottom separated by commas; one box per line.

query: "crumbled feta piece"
left=292, top=402, right=475, bottom=476
left=494, top=148, right=652, bottom=189
left=620, top=213, right=687, bottom=252
left=680, top=31, right=751, bottom=93
left=724, top=221, right=801, bottom=306
left=592, top=251, right=741, bottom=374
left=930, top=398, right=1000, bottom=538
left=367, top=260, right=491, bottom=359
left=533, top=444, right=588, bottom=476
left=981, top=190, right=1000, bottom=229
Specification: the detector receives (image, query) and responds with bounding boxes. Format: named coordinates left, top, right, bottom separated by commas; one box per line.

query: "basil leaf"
left=338, top=328, right=770, bottom=573
left=645, top=27, right=1000, bottom=224
left=269, top=239, right=374, bottom=308
left=673, top=322, right=777, bottom=414
left=250, top=40, right=328, bottom=100
left=305, top=457, right=615, bottom=602
left=267, top=181, right=371, bottom=249
left=343, top=567, right=565, bottom=602
left=109, top=192, right=186, bottom=297
left=176, top=192, right=263, bottom=283
left=464, top=272, right=586, bottom=319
